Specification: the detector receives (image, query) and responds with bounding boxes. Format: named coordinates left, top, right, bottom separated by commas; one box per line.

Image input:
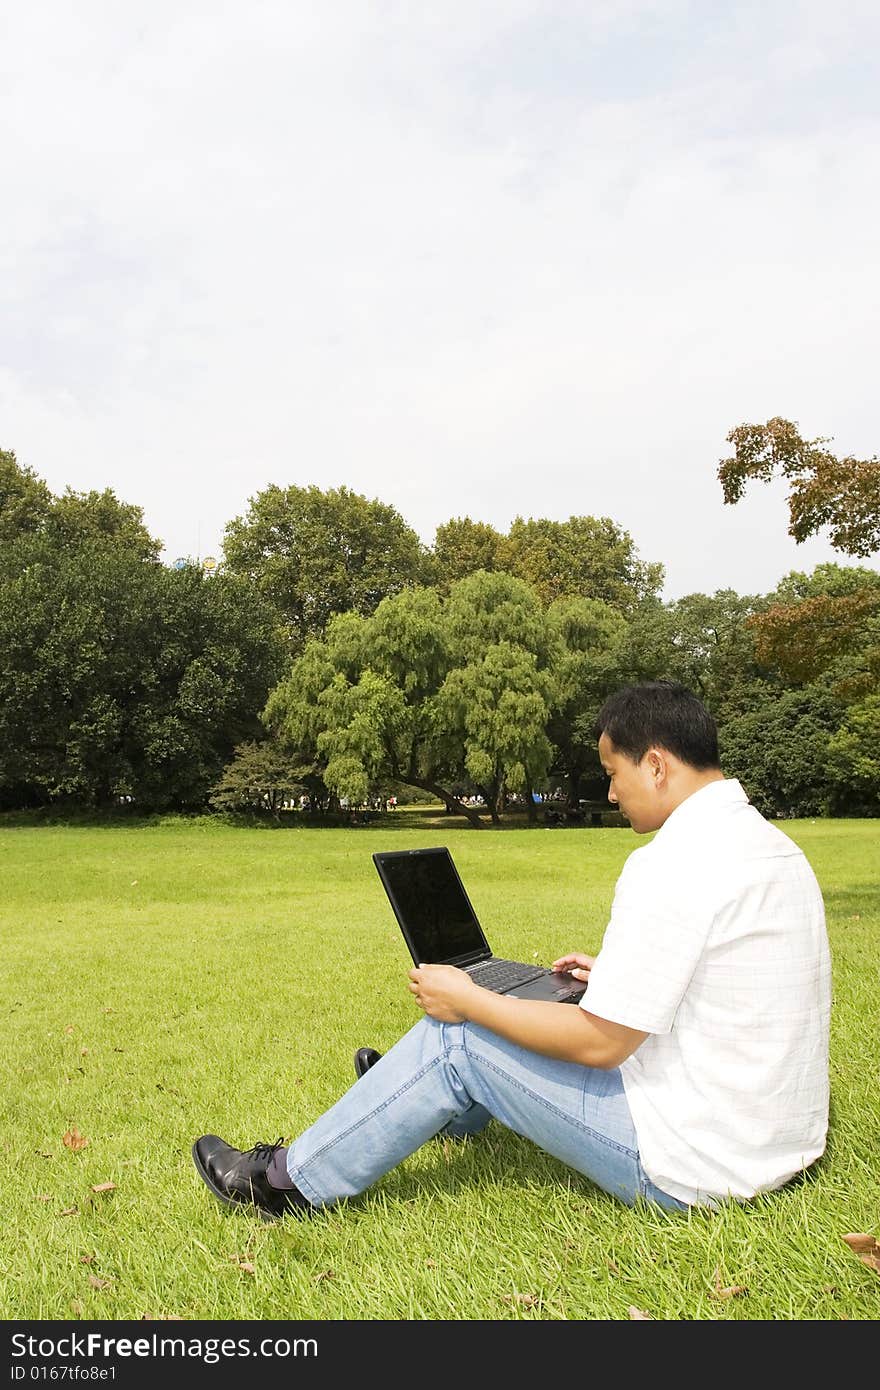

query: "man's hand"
left=409, top=955, right=646, bottom=1068
left=408, top=963, right=482, bottom=1023
left=551, top=952, right=596, bottom=984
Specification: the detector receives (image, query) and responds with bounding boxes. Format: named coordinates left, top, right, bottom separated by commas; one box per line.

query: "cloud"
left=1, top=1, right=878, bottom=597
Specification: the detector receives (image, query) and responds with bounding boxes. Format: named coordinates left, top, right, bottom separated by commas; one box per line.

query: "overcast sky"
left=2, top=1, right=879, bottom=600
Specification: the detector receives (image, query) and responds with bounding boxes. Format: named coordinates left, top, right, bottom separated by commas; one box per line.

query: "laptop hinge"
left=450, top=950, right=491, bottom=969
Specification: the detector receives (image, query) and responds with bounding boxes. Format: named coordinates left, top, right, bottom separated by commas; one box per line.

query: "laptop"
left=372, top=846, right=588, bottom=1005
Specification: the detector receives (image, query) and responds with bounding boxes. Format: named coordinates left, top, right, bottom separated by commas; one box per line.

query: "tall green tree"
left=0, top=455, right=286, bottom=809
left=0, top=544, right=285, bottom=809
left=0, top=448, right=52, bottom=547
left=544, top=596, right=627, bottom=805
left=222, top=483, right=429, bottom=650
left=431, top=517, right=505, bottom=590
left=265, top=572, right=566, bottom=827
left=718, top=686, right=845, bottom=818
left=1, top=449, right=157, bottom=568
left=500, top=515, right=663, bottom=611
left=208, top=738, right=308, bottom=820
left=617, top=589, right=770, bottom=723
left=439, top=572, right=560, bottom=821
left=826, top=696, right=880, bottom=814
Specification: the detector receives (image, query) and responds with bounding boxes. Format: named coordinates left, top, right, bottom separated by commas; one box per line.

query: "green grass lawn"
left=1, top=809, right=877, bottom=1321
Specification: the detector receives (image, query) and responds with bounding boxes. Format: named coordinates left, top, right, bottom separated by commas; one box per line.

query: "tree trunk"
left=524, top=785, right=537, bottom=824
left=472, top=782, right=499, bottom=827
left=567, top=770, right=582, bottom=808
left=405, top=776, right=486, bottom=828
left=476, top=782, right=502, bottom=827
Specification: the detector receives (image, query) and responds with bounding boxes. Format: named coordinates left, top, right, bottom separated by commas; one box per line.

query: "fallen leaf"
left=80, top=1048, right=89, bottom=1057
left=62, top=1127, right=88, bottom=1152
left=314, top=1269, right=335, bottom=1282
left=88, top=1275, right=113, bottom=1290
left=64, top=1025, right=75, bottom=1035
left=710, top=1265, right=748, bottom=1300
left=60, top=1206, right=80, bottom=1217
left=229, top=1256, right=255, bottom=1274
left=140, top=1314, right=183, bottom=1321
left=501, top=1292, right=538, bottom=1307
left=79, top=1255, right=96, bottom=1265
left=607, top=1259, right=620, bottom=1276
left=37, top=1194, right=52, bottom=1203
left=629, top=1306, right=652, bottom=1319
left=90, top=1182, right=117, bottom=1194
left=841, top=1232, right=878, bottom=1254
left=841, top=1233, right=880, bottom=1274
left=103, top=1007, right=113, bottom=1014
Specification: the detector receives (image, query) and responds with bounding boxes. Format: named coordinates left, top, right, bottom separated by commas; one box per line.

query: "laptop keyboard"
left=466, top=957, right=548, bottom=991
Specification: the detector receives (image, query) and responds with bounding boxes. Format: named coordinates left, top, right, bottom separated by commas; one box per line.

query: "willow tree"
left=264, top=571, right=567, bottom=827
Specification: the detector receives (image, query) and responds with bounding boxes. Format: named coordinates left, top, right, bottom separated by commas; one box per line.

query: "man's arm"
left=409, top=963, right=648, bottom=1070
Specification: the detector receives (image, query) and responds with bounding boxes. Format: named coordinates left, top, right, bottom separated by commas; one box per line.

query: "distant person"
left=192, top=681, right=831, bottom=1219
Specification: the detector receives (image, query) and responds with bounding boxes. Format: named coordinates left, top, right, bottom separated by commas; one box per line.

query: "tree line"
left=1, top=421, right=878, bottom=823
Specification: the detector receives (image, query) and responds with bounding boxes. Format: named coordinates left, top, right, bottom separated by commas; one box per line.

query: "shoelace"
left=245, top=1137, right=286, bottom=1163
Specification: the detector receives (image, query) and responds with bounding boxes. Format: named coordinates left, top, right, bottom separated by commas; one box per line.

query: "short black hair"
left=593, top=681, right=721, bottom=769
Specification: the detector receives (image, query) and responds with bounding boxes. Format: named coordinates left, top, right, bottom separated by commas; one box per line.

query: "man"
left=192, top=681, right=831, bottom=1218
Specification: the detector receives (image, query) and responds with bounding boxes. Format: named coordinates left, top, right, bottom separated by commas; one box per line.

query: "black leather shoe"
left=192, top=1135, right=310, bottom=1220
left=354, top=1047, right=382, bottom=1079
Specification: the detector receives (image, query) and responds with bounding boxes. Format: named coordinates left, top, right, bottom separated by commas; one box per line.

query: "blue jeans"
left=286, top=1017, right=687, bottom=1212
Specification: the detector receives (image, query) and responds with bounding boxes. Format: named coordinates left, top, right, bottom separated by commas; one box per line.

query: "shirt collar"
left=652, top=777, right=749, bottom=840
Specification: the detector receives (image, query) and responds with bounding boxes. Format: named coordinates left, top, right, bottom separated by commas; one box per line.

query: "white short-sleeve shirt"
left=582, top=779, right=831, bottom=1206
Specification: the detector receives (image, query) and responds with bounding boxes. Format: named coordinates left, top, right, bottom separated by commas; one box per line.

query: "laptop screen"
left=373, top=847, right=490, bottom=965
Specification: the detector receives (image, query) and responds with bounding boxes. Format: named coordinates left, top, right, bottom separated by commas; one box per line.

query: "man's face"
left=598, top=732, right=664, bottom=834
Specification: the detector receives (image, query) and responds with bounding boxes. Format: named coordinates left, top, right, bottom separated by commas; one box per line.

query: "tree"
left=264, top=572, right=565, bottom=827
left=208, top=738, right=308, bottom=819
left=826, top=696, right=880, bottom=814
left=544, top=595, right=627, bottom=805
left=748, top=591, right=880, bottom=689
left=0, top=449, right=158, bottom=568
left=222, top=484, right=429, bottom=650
left=500, top=515, right=664, bottom=611
left=431, top=517, right=505, bottom=590
left=50, top=487, right=160, bottom=560
left=747, top=564, right=880, bottom=696
left=718, top=417, right=880, bottom=557
left=616, top=589, right=770, bottom=724
left=0, top=537, right=286, bottom=810
left=718, top=686, right=845, bottom=819
left=0, top=448, right=52, bottom=547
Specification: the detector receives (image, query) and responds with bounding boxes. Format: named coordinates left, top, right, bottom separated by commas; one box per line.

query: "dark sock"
left=266, top=1145, right=296, bottom=1190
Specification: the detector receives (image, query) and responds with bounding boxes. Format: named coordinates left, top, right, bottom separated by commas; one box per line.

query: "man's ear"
left=645, top=748, right=667, bottom=785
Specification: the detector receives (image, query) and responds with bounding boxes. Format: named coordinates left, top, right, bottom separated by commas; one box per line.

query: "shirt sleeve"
left=581, top=845, right=712, bottom=1034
